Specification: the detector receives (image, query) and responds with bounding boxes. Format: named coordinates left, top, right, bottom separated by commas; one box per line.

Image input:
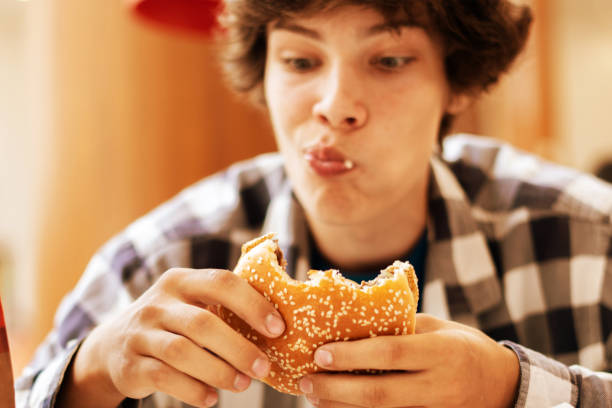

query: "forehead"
left=286, top=0, right=431, bottom=23
left=267, top=2, right=436, bottom=42
left=267, top=4, right=440, bottom=53
left=272, top=6, right=387, bottom=37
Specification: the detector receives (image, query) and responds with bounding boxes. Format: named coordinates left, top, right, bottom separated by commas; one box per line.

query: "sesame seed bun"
left=216, top=233, right=419, bottom=395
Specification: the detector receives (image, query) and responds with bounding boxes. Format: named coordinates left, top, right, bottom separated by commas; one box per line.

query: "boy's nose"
left=312, top=69, right=368, bottom=131
left=314, top=109, right=366, bottom=130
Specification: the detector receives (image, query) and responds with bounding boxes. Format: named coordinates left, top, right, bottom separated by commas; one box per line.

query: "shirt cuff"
left=500, top=340, right=578, bottom=408
left=15, top=338, right=83, bottom=408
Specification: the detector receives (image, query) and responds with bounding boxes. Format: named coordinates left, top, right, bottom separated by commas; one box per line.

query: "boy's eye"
left=282, top=58, right=319, bottom=71
left=372, top=56, right=415, bottom=70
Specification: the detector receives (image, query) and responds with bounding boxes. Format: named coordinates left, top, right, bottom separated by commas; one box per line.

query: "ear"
left=446, top=92, right=473, bottom=115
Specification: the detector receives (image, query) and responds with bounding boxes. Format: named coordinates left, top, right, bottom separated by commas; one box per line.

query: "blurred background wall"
left=0, top=0, right=611, bottom=377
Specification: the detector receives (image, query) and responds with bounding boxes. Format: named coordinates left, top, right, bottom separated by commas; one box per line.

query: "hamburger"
left=214, top=233, right=419, bottom=395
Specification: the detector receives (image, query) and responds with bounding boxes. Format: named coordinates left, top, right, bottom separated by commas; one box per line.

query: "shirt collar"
left=261, top=178, right=311, bottom=282
left=426, top=155, right=502, bottom=315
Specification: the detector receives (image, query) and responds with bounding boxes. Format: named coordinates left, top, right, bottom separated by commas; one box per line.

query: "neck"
left=306, top=178, right=429, bottom=272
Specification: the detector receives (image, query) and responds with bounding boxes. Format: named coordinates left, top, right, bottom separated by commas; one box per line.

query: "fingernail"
left=252, top=357, right=271, bottom=378
left=266, top=313, right=285, bottom=336
left=299, top=377, right=313, bottom=394
left=234, top=373, right=251, bottom=391
left=205, top=392, right=218, bottom=407
left=314, top=349, right=333, bottom=367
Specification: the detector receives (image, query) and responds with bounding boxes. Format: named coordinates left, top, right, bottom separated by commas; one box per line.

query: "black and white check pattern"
left=16, top=135, right=611, bottom=407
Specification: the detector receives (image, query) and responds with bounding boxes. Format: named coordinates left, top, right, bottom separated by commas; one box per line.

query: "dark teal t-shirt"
left=308, top=230, right=427, bottom=312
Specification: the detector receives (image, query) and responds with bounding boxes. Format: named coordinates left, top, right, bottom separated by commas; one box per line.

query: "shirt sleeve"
left=14, top=250, right=135, bottom=408
left=501, top=341, right=612, bottom=408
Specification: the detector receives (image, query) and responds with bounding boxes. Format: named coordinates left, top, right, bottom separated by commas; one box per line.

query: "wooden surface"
left=32, top=0, right=275, bottom=350
left=452, top=0, right=554, bottom=158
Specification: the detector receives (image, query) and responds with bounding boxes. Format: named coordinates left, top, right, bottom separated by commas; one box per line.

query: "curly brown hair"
left=219, top=0, right=532, bottom=137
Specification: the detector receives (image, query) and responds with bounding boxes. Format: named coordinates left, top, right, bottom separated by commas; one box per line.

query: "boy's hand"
left=300, top=314, right=519, bottom=408
left=57, top=268, right=285, bottom=408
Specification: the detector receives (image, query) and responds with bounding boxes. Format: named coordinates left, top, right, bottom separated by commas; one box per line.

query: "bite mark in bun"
left=216, top=233, right=419, bottom=395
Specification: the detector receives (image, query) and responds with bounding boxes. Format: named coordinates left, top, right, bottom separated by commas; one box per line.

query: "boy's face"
left=264, top=5, right=465, bottom=226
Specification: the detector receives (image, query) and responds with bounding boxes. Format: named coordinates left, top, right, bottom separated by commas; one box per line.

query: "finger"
left=313, top=333, right=445, bottom=371
left=414, top=313, right=445, bottom=334
left=310, top=397, right=364, bottom=408
left=303, top=372, right=431, bottom=408
left=161, top=302, right=272, bottom=379
left=167, top=268, right=286, bottom=338
left=312, top=398, right=362, bottom=408
left=313, top=399, right=424, bottom=408
left=140, top=329, right=253, bottom=393
left=137, top=356, right=218, bottom=407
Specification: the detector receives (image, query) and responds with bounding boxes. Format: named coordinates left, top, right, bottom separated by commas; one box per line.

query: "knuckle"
left=418, top=314, right=446, bottom=332
left=188, top=309, right=216, bottom=333
left=362, top=384, right=387, bottom=408
left=206, top=269, right=235, bottom=287
left=136, top=303, right=163, bottom=323
left=383, top=340, right=406, bottom=366
left=160, top=336, right=189, bottom=362
left=116, top=354, right=135, bottom=381
left=123, top=330, right=142, bottom=354
left=149, top=363, right=170, bottom=389
left=419, top=313, right=436, bottom=327
left=160, top=267, right=184, bottom=287
left=453, top=332, right=475, bottom=366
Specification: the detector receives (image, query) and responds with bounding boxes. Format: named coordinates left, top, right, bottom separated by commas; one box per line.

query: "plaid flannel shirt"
left=16, top=134, right=612, bottom=407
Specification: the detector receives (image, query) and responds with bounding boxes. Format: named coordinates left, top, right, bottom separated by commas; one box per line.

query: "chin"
left=294, top=174, right=385, bottom=226
left=309, top=193, right=375, bottom=226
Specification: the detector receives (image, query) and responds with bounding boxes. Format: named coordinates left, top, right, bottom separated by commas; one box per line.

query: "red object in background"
left=128, top=0, right=223, bottom=36
left=0, top=299, right=15, bottom=407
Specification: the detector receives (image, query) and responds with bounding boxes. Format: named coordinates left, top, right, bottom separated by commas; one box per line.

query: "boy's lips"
left=303, top=145, right=355, bottom=176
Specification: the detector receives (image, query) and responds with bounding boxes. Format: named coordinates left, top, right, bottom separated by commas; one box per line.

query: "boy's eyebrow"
left=271, top=21, right=321, bottom=40
left=366, top=21, right=419, bottom=36
left=270, top=20, right=417, bottom=40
